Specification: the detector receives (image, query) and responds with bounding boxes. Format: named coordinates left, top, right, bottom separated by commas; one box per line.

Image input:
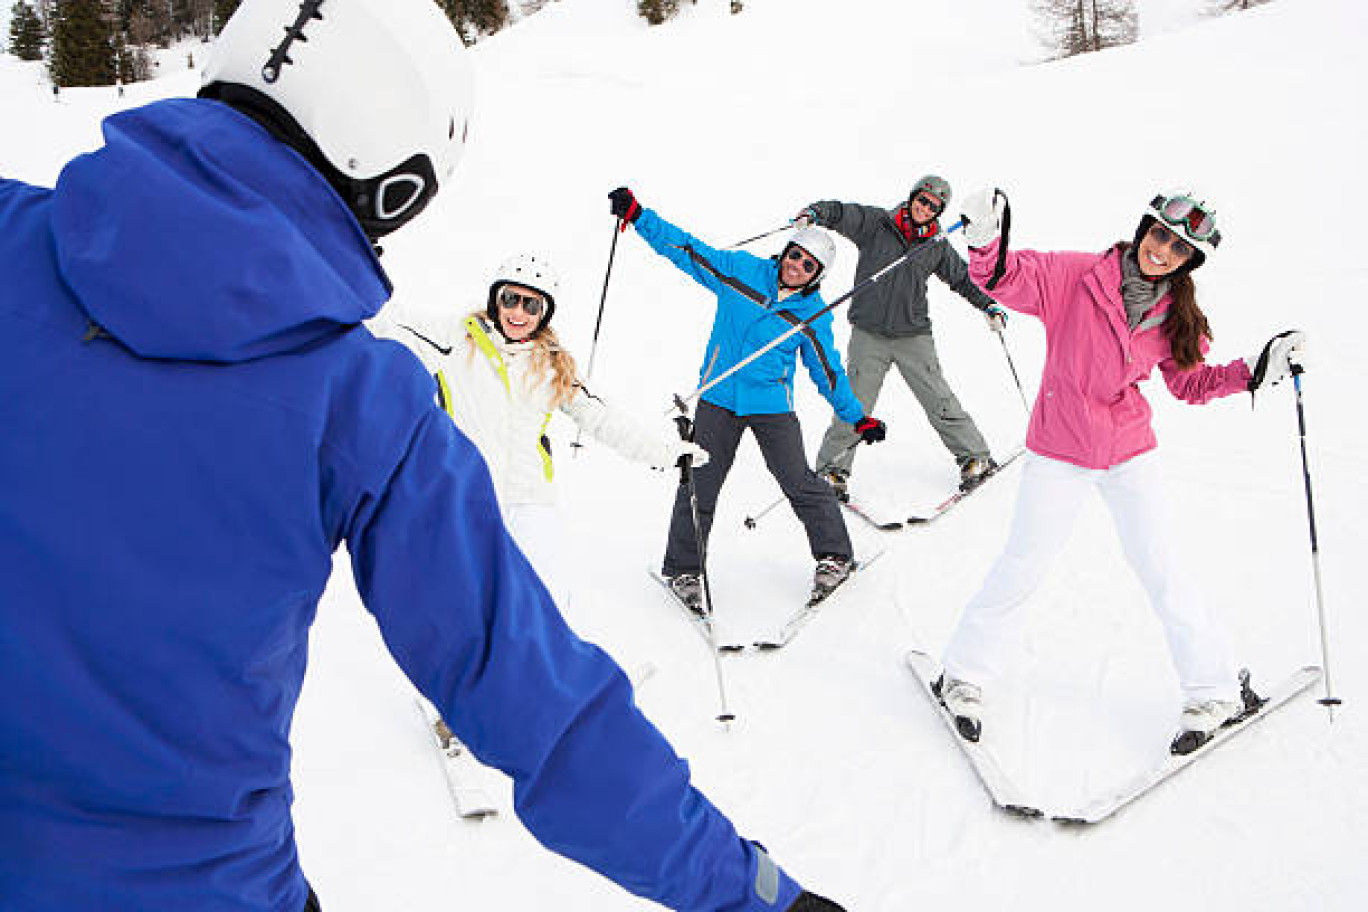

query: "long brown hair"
left=467, top=311, right=581, bottom=408
left=1162, top=273, right=1211, bottom=370
left=1119, top=242, right=1211, bottom=369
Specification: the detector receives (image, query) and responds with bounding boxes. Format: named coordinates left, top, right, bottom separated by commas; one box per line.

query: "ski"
left=905, top=447, right=1025, bottom=526
left=904, top=648, right=1043, bottom=818
left=414, top=697, right=498, bottom=820
left=842, top=495, right=904, bottom=531
left=752, top=550, right=886, bottom=650
left=647, top=569, right=746, bottom=653
left=1053, top=665, right=1322, bottom=825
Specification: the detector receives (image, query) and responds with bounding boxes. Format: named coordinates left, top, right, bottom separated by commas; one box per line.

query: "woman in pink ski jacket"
left=936, top=188, right=1305, bottom=755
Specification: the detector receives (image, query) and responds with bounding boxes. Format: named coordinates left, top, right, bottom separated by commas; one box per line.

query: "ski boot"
left=1170, top=669, right=1266, bottom=755
left=933, top=674, right=984, bottom=743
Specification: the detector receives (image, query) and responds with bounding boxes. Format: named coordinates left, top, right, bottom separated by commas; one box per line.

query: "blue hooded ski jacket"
left=0, top=99, right=801, bottom=912
left=632, top=209, right=863, bottom=424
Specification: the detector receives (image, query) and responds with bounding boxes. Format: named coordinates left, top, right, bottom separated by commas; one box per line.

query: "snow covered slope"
left=3, top=1, right=1365, bottom=910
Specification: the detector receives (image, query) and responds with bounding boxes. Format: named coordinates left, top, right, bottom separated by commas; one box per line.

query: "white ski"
left=904, top=648, right=1043, bottom=818
left=752, top=550, right=886, bottom=650
left=414, top=697, right=498, bottom=820
left=1053, top=665, right=1322, bottom=825
left=905, top=447, right=1025, bottom=526
left=647, top=569, right=746, bottom=652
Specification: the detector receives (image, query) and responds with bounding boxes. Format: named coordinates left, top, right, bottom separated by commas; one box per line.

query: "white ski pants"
left=941, top=451, right=1238, bottom=702
left=505, top=502, right=572, bottom=610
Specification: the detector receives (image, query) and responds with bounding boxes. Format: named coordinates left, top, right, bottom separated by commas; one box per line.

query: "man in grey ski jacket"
left=798, top=175, right=1005, bottom=492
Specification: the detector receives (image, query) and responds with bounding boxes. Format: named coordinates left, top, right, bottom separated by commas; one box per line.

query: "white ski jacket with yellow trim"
left=377, top=313, right=690, bottom=508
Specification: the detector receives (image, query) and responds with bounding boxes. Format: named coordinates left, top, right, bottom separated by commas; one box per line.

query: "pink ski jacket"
left=971, top=240, right=1252, bottom=470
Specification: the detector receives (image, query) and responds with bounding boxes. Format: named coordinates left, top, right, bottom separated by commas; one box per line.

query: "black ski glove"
left=787, top=891, right=847, bottom=912
left=855, top=415, right=886, bottom=444
left=609, top=186, right=642, bottom=224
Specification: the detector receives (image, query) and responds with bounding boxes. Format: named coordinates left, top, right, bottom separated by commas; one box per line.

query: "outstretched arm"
left=562, top=384, right=707, bottom=468
left=349, top=406, right=798, bottom=911
left=798, top=314, right=865, bottom=425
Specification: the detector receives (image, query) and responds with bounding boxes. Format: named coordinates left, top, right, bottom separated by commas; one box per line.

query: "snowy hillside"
left=4, top=0, right=1367, bottom=910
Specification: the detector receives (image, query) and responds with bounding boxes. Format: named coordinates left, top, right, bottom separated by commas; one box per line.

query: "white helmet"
left=784, top=226, right=838, bottom=289
left=487, top=253, right=560, bottom=333
left=200, top=0, right=474, bottom=238
left=1142, top=189, right=1222, bottom=264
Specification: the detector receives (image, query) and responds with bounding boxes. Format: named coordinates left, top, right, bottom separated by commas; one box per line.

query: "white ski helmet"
left=783, top=226, right=838, bottom=289
left=1139, top=189, right=1222, bottom=267
left=200, top=0, right=475, bottom=238
left=487, top=253, right=560, bottom=334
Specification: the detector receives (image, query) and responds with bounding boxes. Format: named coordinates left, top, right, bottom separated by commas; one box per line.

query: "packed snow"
left=3, top=0, right=1366, bottom=909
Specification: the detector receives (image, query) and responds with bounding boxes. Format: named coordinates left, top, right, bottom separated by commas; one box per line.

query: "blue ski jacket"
left=0, top=99, right=801, bottom=912
left=632, top=209, right=863, bottom=424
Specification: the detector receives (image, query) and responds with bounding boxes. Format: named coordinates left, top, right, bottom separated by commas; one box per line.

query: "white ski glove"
left=663, top=440, right=710, bottom=470
left=1245, top=329, right=1307, bottom=392
left=791, top=206, right=817, bottom=229
left=961, top=187, right=1005, bottom=248
left=983, top=305, right=1008, bottom=332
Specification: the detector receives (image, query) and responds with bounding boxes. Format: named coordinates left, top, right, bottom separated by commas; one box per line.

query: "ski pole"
left=993, top=323, right=1032, bottom=416
left=673, top=220, right=964, bottom=416
left=572, top=218, right=624, bottom=454
left=727, top=223, right=793, bottom=249
left=1289, top=364, right=1340, bottom=717
left=672, top=396, right=736, bottom=725
left=743, top=438, right=862, bottom=531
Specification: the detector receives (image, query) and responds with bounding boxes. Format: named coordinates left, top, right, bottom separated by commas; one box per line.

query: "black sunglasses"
left=499, top=287, right=545, bottom=316
left=912, top=193, right=943, bottom=213
left=786, top=248, right=819, bottom=275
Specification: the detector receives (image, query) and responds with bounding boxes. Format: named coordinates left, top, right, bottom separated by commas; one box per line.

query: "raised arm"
left=611, top=186, right=765, bottom=299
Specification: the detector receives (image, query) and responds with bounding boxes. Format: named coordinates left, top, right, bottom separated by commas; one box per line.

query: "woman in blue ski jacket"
left=0, top=2, right=845, bottom=911
left=608, top=187, right=887, bottom=610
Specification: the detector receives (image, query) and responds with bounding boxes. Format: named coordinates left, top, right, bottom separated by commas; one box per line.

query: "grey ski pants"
left=816, top=327, right=989, bottom=475
left=663, top=401, right=851, bottom=577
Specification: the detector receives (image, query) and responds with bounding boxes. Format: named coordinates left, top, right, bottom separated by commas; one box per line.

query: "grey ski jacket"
left=809, top=200, right=998, bottom=338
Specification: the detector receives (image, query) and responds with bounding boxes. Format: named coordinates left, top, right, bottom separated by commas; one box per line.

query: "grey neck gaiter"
left=1120, top=250, right=1170, bottom=329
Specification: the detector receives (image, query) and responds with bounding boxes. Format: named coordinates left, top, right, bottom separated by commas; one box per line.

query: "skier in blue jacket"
left=0, top=2, right=844, bottom=911
left=608, top=188, right=887, bottom=610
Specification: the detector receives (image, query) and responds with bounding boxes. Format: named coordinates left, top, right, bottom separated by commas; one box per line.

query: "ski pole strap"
left=986, top=190, right=1011, bottom=292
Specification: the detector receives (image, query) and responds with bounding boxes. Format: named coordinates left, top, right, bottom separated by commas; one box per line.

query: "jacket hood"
left=51, top=98, right=391, bottom=363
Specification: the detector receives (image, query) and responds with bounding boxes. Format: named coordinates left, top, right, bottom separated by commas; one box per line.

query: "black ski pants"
left=663, top=401, right=852, bottom=577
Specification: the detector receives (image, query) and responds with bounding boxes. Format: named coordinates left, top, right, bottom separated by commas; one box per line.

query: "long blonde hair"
left=467, top=311, right=581, bottom=408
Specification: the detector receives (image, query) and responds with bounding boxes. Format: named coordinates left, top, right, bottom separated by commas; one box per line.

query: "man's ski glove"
left=792, top=206, right=818, bottom=229
left=787, top=892, right=847, bottom=912
left=984, top=304, right=1008, bottom=332
left=1246, top=329, right=1306, bottom=392
left=855, top=416, right=886, bottom=444
left=961, top=187, right=1005, bottom=248
left=609, top=186, right=642, bottom=224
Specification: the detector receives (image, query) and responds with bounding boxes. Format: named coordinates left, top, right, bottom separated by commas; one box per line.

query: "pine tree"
left=1207, top=0, right=1271, bottom=14
left=1033, top=0, right=1137, bottom=60
left=433, top=0, right=510, bottom=43
left=49, top=0, right=118, bottom=87
left=211, top=0, right=240, bottom=35
left=9, top=1, right=47, bottom=60
left=637, top=0, right=680, bottom=27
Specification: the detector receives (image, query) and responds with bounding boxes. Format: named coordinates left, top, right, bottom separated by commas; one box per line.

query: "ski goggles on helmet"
left=499, top=287, right=546, bottom=316
left=1150, top=194, right=1221, bottom=248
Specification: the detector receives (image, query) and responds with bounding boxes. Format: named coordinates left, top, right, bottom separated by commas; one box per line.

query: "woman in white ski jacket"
left=389, top=253, right=706, bottom=597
